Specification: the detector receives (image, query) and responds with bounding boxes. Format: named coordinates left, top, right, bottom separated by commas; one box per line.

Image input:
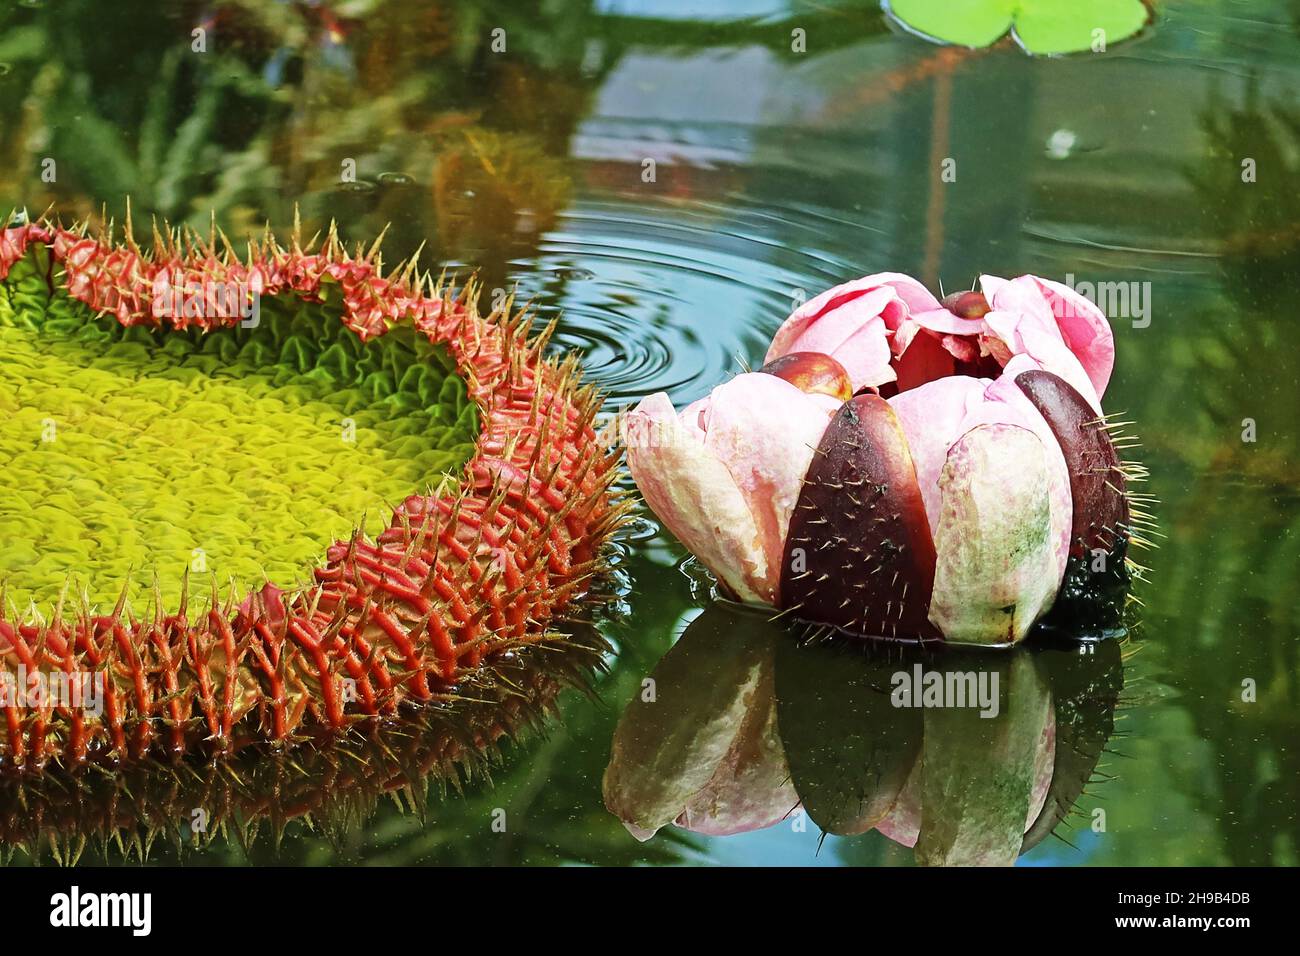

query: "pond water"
left=0, top=0, right=1296, bottom=865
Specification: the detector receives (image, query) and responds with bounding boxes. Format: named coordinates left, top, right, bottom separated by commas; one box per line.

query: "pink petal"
left=981, top=273, right=1114, bottom=406
left=819, top=314, right=896, bottom=390
left=678, top=396, right=711, bottom=442
left=980, top=274, right=1058, bottom=328
left=698, top=374, right=836, bottom=602
left=890, top=366, right=1072, bottom=612
left=767, top=274, right=929, bottom=387
left=780, top=290, right=898, bottom=390
left=889, top=376, right=989, bottom=530
left=787, top=289, right=892, bottom=352
left=1016, top=326, right=1103, bottom=412
left=624, top=393, right=770, bottom=603
left=980, top=299, right=1101, bottom=413
left=871, top=272, right=945, bottom=316
left=1032, top=277, right=1115, bottom=399
left=910, top=306, right=987, bottom=338
left=625, top=376, right=835, bottom=605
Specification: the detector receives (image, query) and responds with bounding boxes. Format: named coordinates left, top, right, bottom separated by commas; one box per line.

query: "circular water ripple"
left=506, top=195, right=871, bottom=407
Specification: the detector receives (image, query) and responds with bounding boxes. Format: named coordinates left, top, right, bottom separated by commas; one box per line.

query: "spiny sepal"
left=779, top=394, right=938, bottom=641
left=1014, top=368, right=1154, bottom=635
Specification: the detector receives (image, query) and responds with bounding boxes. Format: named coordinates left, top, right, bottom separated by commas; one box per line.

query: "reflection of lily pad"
left=1, top=625, right=611, bottom=862
left=886, top=0, right=1150, bottom=55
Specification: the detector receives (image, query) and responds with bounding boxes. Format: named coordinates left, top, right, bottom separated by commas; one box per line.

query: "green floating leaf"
left=1015, top=0, right=1149, bottom=54
left=889, top=0, right=1014, bottom=48
left=887, top=0, right=1149, bottom=55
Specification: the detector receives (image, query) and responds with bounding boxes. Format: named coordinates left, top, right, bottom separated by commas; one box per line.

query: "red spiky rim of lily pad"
left=0, top=215, right=622, bottom=772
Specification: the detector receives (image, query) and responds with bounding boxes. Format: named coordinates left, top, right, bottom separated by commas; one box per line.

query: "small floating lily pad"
left=886, top=0, right=1150, bottom=55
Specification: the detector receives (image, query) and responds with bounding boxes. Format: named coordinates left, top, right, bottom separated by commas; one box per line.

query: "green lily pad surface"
left=887, top=0, right=1150, bottom=55
left=0, top=246, right=478, bottom=611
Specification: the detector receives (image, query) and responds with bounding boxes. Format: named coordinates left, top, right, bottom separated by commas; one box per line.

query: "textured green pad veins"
left=0, top=247, right=479, bottom=611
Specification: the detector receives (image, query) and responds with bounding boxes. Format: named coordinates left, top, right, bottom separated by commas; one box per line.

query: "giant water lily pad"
left=0, top=216, right=618, bottom=769
left=886, top=0, right=1150, bottom=55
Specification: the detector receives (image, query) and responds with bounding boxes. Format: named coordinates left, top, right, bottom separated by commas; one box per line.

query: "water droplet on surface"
left=338, top=180, right=377, bottom=194
left=551, top=267, right=595, bottom=281
left=1046, top=129, right=1078, bottom=160
left=377, top=172, right=415, bottom=187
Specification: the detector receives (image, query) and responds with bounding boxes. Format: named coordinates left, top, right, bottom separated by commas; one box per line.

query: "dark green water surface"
left=0, top=0, right=1296, bottom=865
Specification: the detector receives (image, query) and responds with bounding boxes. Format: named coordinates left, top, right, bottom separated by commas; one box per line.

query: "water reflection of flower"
left=603, top=602, right=1126, bottom=866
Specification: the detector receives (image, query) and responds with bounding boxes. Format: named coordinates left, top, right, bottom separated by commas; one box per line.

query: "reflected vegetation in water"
left=603, top=603, right=1126, bottom=866
left=0, top=0, right=1296, bottom=865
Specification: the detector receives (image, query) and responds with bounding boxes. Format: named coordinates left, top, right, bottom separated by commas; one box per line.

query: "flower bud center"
left=942, top=290, right=990, bottom=319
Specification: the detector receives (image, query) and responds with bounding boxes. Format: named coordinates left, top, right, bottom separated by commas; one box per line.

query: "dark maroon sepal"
left=779, top=394, right=939, bottom=640
left=1014, top=369, right=1130, bottom=558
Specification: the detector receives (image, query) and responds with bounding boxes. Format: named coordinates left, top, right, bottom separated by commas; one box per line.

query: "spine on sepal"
left=1013, top=368, right=1144, bottom=632
left=779, top=395, right=938, bottom=640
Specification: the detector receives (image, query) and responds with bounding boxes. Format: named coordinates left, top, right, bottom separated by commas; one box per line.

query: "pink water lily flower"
left=973, top=274, right=1114, bottom=411
left=766, top=271, right=1116, bottom=410
left=628, top=271, right=1139, bottom=646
